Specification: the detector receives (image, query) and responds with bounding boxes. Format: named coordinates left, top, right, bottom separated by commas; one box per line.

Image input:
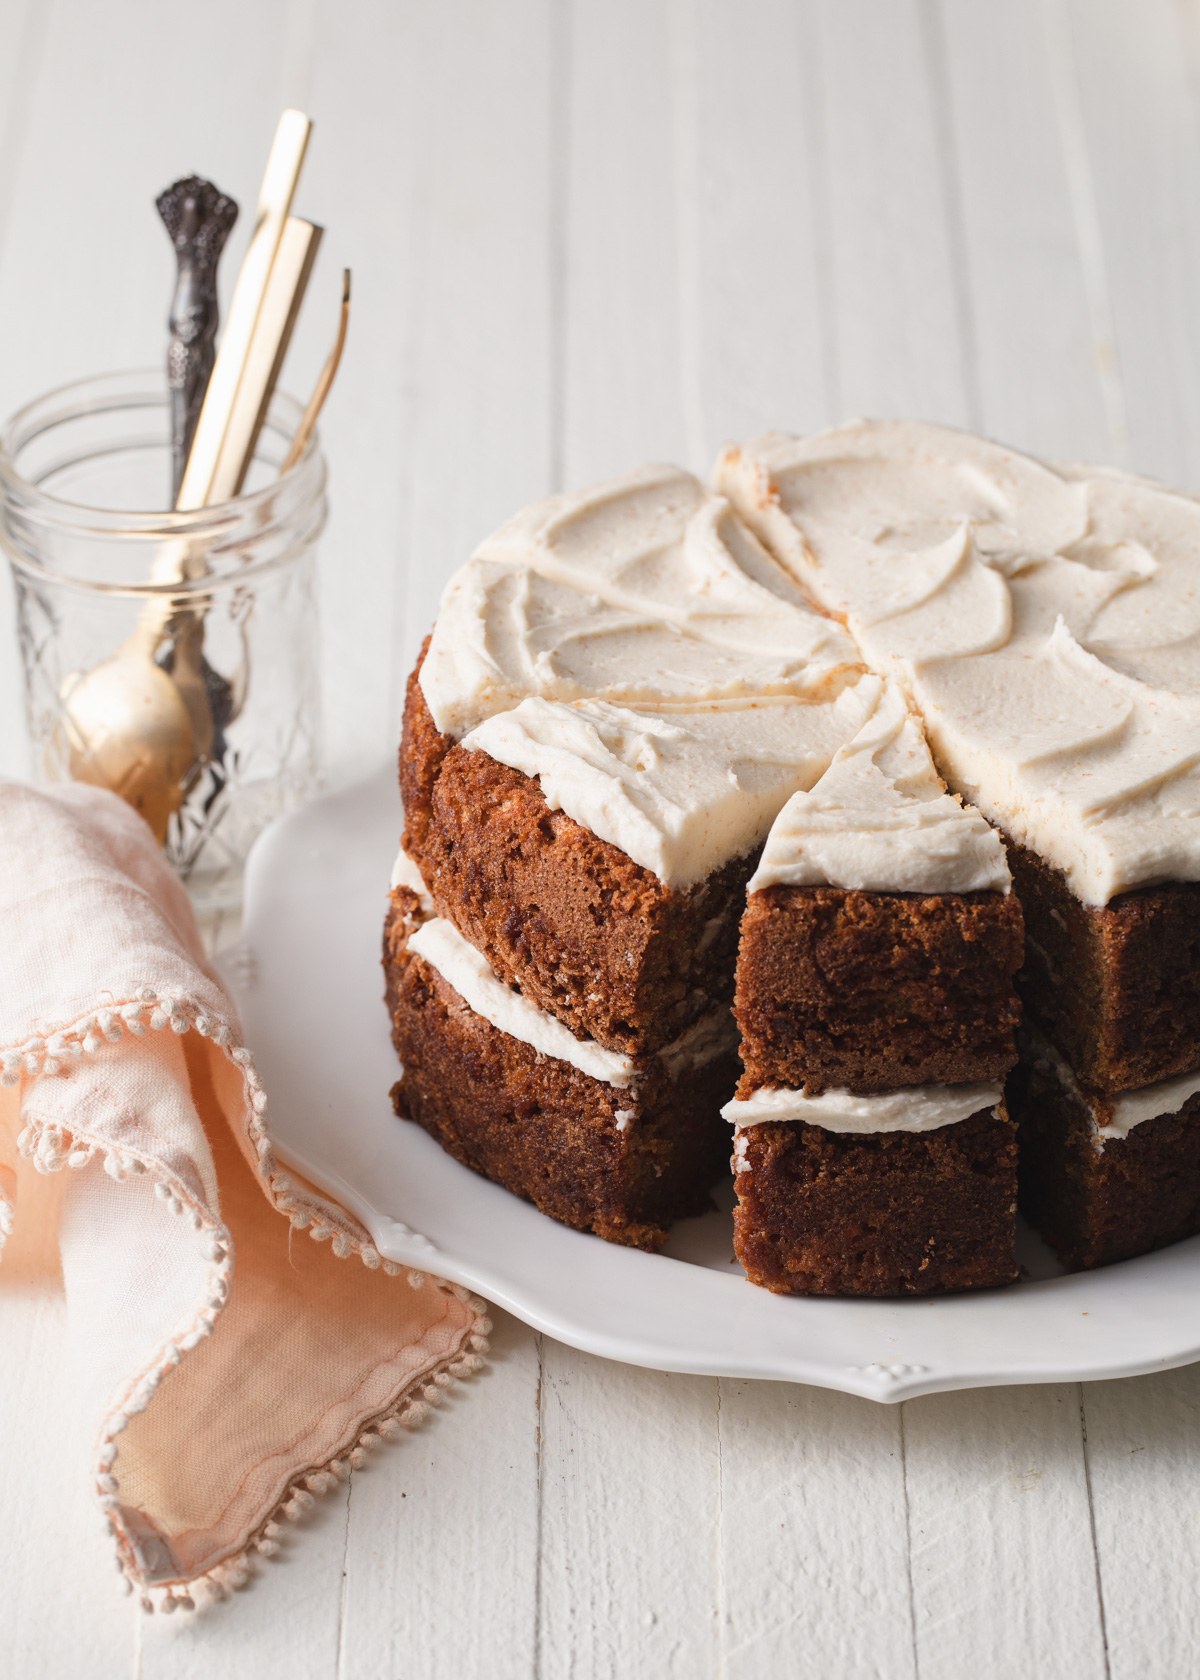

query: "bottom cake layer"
left=1008, top=1030, right=1200, bottom=1270
left=384, top=890, right=736, bottom=1252
left=730, top=1109, right=1019, bottom=1296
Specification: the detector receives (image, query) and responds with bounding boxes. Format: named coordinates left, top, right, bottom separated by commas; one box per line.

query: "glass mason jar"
left=0, top=369, right=325, bottom=917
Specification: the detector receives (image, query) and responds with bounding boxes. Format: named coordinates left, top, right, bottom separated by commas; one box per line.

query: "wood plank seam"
left=924, top=0, right=985, bottom=431
left=1079, top=1385, right=1115, bottom=1680
left=899, top=1404, right=922, bottom=1680
left=548, top=0, right=571, bottom=497
left=800, top=3, right=841, bottom=419
left=1040, top=0, right=1130, bottom=461
left=0, top=0, right=50, bottom=273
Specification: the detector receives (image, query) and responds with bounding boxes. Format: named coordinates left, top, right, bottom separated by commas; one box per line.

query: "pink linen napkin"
left=0, top=778, right=490, bottom=1609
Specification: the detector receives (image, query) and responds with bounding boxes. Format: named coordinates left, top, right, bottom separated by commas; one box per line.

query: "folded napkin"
left=0, top=779, right=490, bottom=1609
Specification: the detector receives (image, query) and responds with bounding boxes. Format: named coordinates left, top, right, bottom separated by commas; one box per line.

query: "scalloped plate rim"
left=229, top=768, right=1200, bottom=1404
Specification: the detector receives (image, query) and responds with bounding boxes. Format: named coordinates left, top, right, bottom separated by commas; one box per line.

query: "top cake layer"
left=717, top=421, right=1200, bottom=905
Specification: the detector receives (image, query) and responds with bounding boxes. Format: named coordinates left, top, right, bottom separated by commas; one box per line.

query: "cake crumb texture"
left=735, top=884, right=1024, bottom=1094
left=1007, top=1048, right=1200, bottom=1270
left=401, top=640, right=750, bottom=1058
left=732, top=1109, right=1019, bottom=1296
left=383, top=896, right=735, bottom=1251
left=1006, top=841, right=1200, bottom=1095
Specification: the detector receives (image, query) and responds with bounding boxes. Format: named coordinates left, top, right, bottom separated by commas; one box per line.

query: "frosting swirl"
left=717, top=421, right=1200, bottom=904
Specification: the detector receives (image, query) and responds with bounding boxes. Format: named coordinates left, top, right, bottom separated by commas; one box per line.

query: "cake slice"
left=383, top=852, right=737, bottom=1251
left=722, top=682, right=1022, bottom=1295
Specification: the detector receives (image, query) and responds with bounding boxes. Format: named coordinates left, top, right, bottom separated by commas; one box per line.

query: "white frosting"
left=408, top=911, right=736, bottom=1093
left=389, top=845, right=434, bottom=911
left=408, top=916, right=638, bottom=1087
left=721, top=1081, right=1003, bottom=1134
left=717, top=421, right=1200, bottom=905
left=748, top=679, right=1010, bottom=894
left=420, top=464, right=862, bottom=739
left=657, top=1006, right=739, bottom=1078
left=464, top=684, right=881, bottom=890
left=1105, top=1069, right=1200, bottom=1139
left=1031, top=1029, right=1200, bottom=1140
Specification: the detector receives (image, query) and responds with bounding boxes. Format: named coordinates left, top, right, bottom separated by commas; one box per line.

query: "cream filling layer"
left=721, top=1081, right=1003, bottom=1134
left=1032, top=1031, right=1200, bottom=1140
left=408, top=917, right=637, bottom=1087
left=390, top=845, right=434, bottom=911
left=407, top=912, right=734, bottom=1092
left=716, top=421, right=1200, bottom=905
left=1105, top=1069, right=1200, bottom=1138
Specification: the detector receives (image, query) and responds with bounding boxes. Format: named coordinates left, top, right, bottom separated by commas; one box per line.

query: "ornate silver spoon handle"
left=155, top=175, right=238, bottom=502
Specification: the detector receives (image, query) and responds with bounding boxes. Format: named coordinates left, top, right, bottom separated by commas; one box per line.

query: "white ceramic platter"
left=229, top=770, right=1200, bottom=1403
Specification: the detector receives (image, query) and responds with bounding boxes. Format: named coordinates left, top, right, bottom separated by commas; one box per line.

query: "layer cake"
left=384, top=423, right=1200, bottom=1290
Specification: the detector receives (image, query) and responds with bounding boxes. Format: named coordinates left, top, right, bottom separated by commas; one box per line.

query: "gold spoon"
left=60, top=112, right=312, bottom=843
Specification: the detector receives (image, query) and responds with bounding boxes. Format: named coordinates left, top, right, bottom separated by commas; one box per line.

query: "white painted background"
left=2, top=1, right=1199, bottom=1675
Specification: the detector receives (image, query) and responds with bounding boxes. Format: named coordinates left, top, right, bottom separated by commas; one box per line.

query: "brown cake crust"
left=733, top=884, right=1023, bottom=1094
left=383, top=893, right=736, bottom=1252
left=1006, top=841, right=1200, bottom=1094
left=732, top=1109, right=1019, bottom=1295
left=400, top=639, right=751, bottom=1057
left=1007, top=1036, right=1200, bottom=1270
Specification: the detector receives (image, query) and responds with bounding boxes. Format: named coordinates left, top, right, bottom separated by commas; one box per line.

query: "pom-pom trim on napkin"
left=3, top=984, right=491, bottom=1608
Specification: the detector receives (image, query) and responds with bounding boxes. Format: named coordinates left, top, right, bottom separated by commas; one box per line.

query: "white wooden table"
left=3, top=2, right=1200, bottom=1674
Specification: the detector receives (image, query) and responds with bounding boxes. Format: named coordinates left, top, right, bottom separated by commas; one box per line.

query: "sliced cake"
left=722, top=681, right=1023, bottom=1295
left=717, top=421, right=1200, bottom=1269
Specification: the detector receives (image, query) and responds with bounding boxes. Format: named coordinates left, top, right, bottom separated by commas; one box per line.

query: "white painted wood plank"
left=0, top=0, right=50, bottom=782
left=687, top=0, right=832, bottom=452
left=903, top=1385, right=1108, bottom=1680
left=139, top=1480, right=352, bottom=1680
left=378, top=0, right=557, bottom=695
left=793, top=12, right=1114, bottom=1677
left=717, top=1380, right=915, bottom=1677
left=0, top=1165, right=138, bottom=1679
left=537, top=1346, right=721, bottom=1677
left=338, top=1309, right=541, bottom=1680
left=0, top=0, right=295, bottom=419
left=286, top=0, right=423, bottom=785
left=563, top=0, right=693, bottom=479
left=1053, top=0, right=1200, bottom=483
left=936, top=0, right=1113, bottom=461
left=309, top=6, right=549, bottom=1671
left=813, top=0, right=974, bottom=426
left=1082, top=1366, right=1200, bottom=1680
left=542, top=11, right=722, bottom=1675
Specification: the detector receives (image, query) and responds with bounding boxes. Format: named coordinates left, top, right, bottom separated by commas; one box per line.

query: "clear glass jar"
left=0, top=369, right=325, bottom=916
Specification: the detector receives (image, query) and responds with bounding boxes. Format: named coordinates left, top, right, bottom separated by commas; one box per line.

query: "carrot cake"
left=717, top=420, right=1200, bottom=1271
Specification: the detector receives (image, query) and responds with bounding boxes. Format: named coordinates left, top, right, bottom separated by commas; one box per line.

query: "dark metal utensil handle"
left=156, top=175, right=238, bottom=503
